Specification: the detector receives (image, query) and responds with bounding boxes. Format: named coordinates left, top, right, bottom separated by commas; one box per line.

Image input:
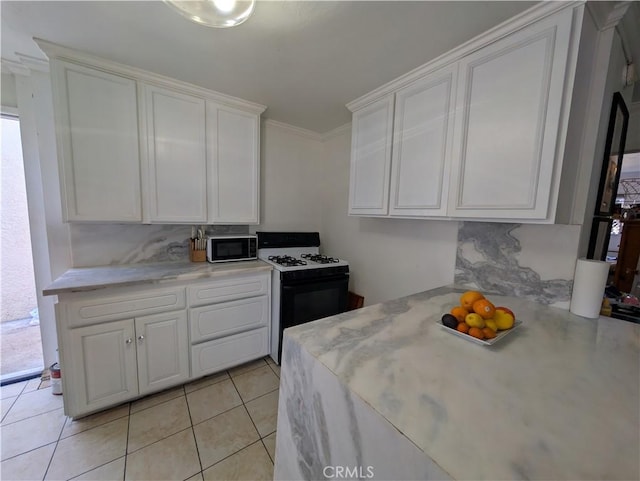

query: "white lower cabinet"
left=57, top=270, right=271, bottom=418
left=187, top=273, right=271, bottom=377
left=135, top=311, right=190, bottom=396
left=191, top=327, right=269, bottom=378
left=64, top=311, right=189, bottom=417
left=67, top=319, right=138, bottom=415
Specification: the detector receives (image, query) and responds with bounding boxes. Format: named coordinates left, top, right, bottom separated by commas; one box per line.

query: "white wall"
left=1, top=73, right=18, bottom=108
left=258, top=121, right=324, bottom=232
left=319, top=127, right=459, bottom=305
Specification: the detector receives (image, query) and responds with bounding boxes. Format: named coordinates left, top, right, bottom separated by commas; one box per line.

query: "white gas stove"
left=256, top=232, right=350, bottom=364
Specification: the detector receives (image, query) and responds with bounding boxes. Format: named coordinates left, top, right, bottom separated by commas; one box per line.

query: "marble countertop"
left=43, top=260, right=272, bottom=296
left=284, top=286, right=640, bottom=480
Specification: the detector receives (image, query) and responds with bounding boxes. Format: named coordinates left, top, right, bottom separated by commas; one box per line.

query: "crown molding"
left=34, top=38, right=266, bottom=115
left=1, top=53, right=49, bottom=76
left=17, top=53, right=50, bottom=72
left=347, top=1, right=585, bottom=112
left=263, top=118, right=322, bottom=141
left=1, top=58, right=30, bottom=76
left=1, top=106, right=20, bottom=116
left=587, top=1, right=630, bottom=31
left=321, top=122, right=351, bottom=142
left=616, top=2, right=640, bottom=65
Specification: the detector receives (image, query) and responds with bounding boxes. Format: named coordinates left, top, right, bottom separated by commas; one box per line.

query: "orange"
left=450, top=306, right=469, bottom=323
left=468, top=327, right=485, bottom=340
left=457, top=322, right=470, bottom=334
left=472, top=299, right=496, bottom=319
left=482, top=327, right=497, bottom=339
left=460, top=291, right=484, bottom=310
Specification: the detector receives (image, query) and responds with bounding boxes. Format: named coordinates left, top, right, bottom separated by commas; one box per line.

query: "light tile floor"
left=0, top=357, right=280, bottom=481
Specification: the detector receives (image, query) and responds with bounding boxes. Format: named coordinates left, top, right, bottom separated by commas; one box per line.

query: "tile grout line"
left=123, top=401, right=132, bottom=480
left=41, top=425, right=62, bottom=480
left=226, top=358, right=269, bottom=378
left=202, top=439, right=267, bottom=475
left=5, top=359, right=277, bottom=479
left=260, top=437, right=275, bottom=465
left=227, top=371, right=274, bottom=468
left=59, top=405, right=130, bottom=440
left=52, top=407, right=132, bottom=480
left=1, top=405, right=64, bottom=427
left=0, top=440, right=58, bottom=464
left=182, top=383, right=206, bottom=476
left=227, top=372, right=265, bottom=463
left=0, top=396, right=19, bottom=424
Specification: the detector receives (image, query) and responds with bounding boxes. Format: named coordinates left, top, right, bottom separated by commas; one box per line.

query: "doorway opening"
left=1, top=113, right=44, bottom=384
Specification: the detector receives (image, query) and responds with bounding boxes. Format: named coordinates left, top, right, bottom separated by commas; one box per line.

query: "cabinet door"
left=349, top=96, right=395, bottom=215
left=52, top=60, right=142, bottom=222
left=145, top=85, right=207, bottom=223
left=448, top=7, right=574, bottom=219
left=135, top=311, right=189, bottom=396
left=207, top=102, right=260, bottom=224
left=68, top=319, right=138, bottom=414
left=389, top=65, right=457, bottom=217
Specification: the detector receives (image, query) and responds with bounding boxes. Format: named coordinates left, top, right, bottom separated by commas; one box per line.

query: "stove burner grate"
left=268, top=255, right=307, bottom=267
left=301, top=254, right=340, bottom=264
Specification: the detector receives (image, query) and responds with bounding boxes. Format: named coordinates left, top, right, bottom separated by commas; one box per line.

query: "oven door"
left=279, top=274, right=349, bottom=361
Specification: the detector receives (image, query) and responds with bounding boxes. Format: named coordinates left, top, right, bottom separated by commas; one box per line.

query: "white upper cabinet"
left=144, top=85, right=207, bottom=223
left=207, top=102, right=260, bottom=224
left=348, top=96, right=395, bottom=215
left=389, top=64, right=457, bottom=217
left=39, top=40, right=266, bottom=224
left=346, top=3, right=582, bottom=223
left=52, top=60, right=142, bottom=222
left=448, top=7, right=574, bottom=219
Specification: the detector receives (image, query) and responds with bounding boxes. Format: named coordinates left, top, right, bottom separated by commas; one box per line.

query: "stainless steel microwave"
left=206, top=235, right=257, bottom=263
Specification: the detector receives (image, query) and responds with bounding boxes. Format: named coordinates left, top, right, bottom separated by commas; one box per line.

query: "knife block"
left=189, top=240, right=207, bottom=263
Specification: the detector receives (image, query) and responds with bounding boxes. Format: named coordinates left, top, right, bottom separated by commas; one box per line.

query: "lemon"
left=485, top=319, right=498, bottom=332
left=465, top=313, right=485, bottom=329
left=494, top=310, right=515, bottom=330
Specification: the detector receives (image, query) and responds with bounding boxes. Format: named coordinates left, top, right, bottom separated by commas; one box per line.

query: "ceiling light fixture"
left=164, top=0, right=256, bottom=28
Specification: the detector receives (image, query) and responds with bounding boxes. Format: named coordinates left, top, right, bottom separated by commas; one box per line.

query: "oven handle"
left=281, top=274, right=349, bottom=288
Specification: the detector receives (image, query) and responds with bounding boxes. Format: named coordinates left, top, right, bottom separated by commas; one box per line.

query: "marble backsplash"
left=70, top=224, right=249, bottom=267
left=454, top=222, right=581, bottom=307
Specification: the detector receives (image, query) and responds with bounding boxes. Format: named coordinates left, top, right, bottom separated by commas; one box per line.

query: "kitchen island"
left=274, top=286, right=639, bottom=480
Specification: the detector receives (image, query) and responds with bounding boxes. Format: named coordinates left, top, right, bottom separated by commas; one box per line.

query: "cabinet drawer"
left=189, top=296, right=268, bottom=344
left=191, top=327, right=269, bottom=377
left=63, top=288, right=186, bottom=328
left=187, top=274, right=268, bottom=307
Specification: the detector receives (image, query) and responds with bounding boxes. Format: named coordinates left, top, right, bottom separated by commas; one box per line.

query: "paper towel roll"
left=570, top=258, right=609, bottom=318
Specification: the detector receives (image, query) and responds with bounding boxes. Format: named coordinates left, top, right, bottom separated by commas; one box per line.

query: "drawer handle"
left=137, top=335, right=145, bottom=342
left=125, top=338, right=133, bottom=345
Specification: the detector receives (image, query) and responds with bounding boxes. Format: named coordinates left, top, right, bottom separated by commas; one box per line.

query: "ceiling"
left=1, top=1, right=537, bottom=133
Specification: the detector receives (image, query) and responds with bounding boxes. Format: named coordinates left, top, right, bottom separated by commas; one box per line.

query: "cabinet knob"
left=137, top=335, right=145, bottom=342
left=125, top=338, right=133, bottom=344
